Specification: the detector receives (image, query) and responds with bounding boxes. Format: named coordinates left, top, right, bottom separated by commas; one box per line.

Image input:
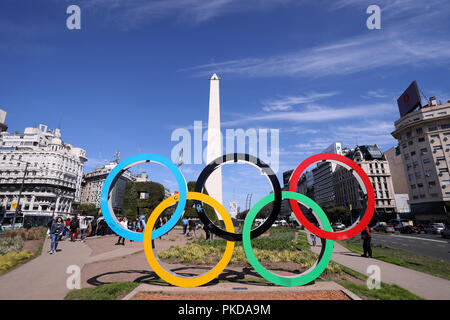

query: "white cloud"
left=221, top=103, right=393, bottom=127
left=261, top=92, right=338, bottom=112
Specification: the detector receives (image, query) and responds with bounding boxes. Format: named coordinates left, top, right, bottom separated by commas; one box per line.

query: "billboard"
left=397, top=81, right=422, bottom=117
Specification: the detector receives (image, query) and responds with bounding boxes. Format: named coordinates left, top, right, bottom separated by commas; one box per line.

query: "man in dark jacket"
left=361, top=226, right=372, bottom=258
left=70, top=214, right=79, bottom=242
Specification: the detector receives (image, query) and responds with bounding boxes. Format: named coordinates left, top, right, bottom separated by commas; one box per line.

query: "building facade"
left=384, top=146, right=411, bottom=215
left=0, top=123, right=87, bottom=218
left=80, top=161, right=137, bottom=212
left=333, top=145, right=397, bottom=220
left=312, top=142, right=343, bottom=207
left=391, top=100, right=450, bottom=223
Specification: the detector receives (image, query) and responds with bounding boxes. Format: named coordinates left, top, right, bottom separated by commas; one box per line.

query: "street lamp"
left=12, top=160, right=30, bottom=230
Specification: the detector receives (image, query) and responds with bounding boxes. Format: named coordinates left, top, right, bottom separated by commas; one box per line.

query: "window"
left=408, top=141, right=413, bottom=146
left=402, top=143, right=407, bottom=149
left=415, top=172, right=422, bottom=178
left=431, top=134, right=440, bottom=138
left=418, top=183, right=424, bottom=188
left=411, top=184, right=416, bottom=189
left=418, top=137, right=425, bottom=142
left=408, top=174, right=414, bottom=181
left=420, top=148, right=427, bottom=154
left=428, top=181, right=436, bottom=187
left=407, top=131, right=412, bottom=138
left=413, top=161, right=418, bottom=168
left=431, top=193, right=439, bottom=198
left=429, top=126, right=438, bottom=132
left=439, top=168, right=449, bottom=173
left=442, top=124, right=450, bottom=129
left=442, top=180, right=450, bottom=185
left=425, top=114, right=434, bottom=118
left=434, top=145, right=443, bottom=151
left=404, top=154, right=410, bottom=160
left=416, top=128, right=423, bottom=135
left=438, top=112, right=447, bottom=116
left=425, top=169, right=433, bottom=177
left=437, top=156, right=445, bottom=161
left=423, top=158, right=430, bottom=164
left=411, top=151, right=416, bottom=156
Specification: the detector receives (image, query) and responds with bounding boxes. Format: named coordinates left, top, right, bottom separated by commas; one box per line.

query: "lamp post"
left=12, top=161, right=29, bottom=230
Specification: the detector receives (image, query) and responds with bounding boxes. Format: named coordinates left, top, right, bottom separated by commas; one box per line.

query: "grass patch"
left=159, top=228, right=341, bottom=275
left=339, top=237, right=450, bottom=280
left=337, top=263, right=423, bottom=300
left=339, top=281, right=423, bottom=300
left=65, top=282, right=140, bottom=300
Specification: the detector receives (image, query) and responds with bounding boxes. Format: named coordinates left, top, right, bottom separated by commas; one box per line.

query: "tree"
left=78, top=203, right=98, bottom=216
left=122, top=181, right=165, bottom=220
left=183, top=181, right=219, bottom=224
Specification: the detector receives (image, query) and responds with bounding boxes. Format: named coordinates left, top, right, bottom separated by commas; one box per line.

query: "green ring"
left=242, top=191, right=334, bottom=287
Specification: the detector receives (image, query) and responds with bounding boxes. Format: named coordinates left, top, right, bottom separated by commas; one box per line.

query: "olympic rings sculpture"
left=100, top=152, right=375, bottom=287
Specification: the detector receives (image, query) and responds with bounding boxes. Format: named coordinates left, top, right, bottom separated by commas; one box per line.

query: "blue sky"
left=1, top=0, right=450, bottom=212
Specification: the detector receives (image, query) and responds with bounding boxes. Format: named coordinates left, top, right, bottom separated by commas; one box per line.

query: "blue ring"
left=100, top=153, right=187, bottom=241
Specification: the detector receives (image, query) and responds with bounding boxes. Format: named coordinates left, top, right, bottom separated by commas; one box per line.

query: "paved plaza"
left=0, top=227, right=449, bottom=300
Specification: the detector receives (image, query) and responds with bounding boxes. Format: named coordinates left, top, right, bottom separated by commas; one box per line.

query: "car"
left=399, top=225, right=418, bottom=234
left=424, top=223, right=445, bottom=234
left=384, top=225, right=396, bottom=233
left=373, top=222, right=387, bottom=232
left=441, top=226, right=450, bottom=238
left=332, top=222, right=346, bottom=231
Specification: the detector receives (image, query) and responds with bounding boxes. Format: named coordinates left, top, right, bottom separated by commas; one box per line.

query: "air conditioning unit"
left=439, top=173, right=443, bottom=177
left=437, top=162, right=440, bottom=165
left=443, top=185, right=446, bottom=189
left=431, top=139, right=435, bottom=143
left=434, top=150, right=437, bottom=154
left=444, top=137, right=448, bottom=142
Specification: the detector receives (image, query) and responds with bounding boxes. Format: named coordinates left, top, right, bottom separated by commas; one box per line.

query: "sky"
left=1, top=0, right=450, bottom=213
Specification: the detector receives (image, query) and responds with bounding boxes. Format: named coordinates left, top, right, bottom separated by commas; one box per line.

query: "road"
left=371, top=232, right=450, bottom=262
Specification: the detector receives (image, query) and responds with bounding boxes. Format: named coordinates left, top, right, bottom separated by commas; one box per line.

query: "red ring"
left=289, top=153, right=375, bottom=241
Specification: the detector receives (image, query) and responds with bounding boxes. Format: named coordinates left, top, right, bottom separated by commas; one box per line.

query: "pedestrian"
left=49, top=217, right=64, bottom=254
left=187, top=218, right=196, bottom=237
left=70, top=214, right=79, bottom=242
left=64, top=218, right=71, bottom=240
left=163, top=216, right=168, bottom=234
left=115, top=217, right=128, bottom=245
left=47, top=216, right=56, bottom=239
left=182, top=217, right=188, bottom=235
left=361, top=226, right=372, bottom=258
left=90, top=218, right=97, bottom=237
left=311, top=233, right=317, bottom=246
left=204, top=224, right=210, bottom=240
left=129, top=218, right=136, bottom=243
left=79, top=215, right=88, bottom=242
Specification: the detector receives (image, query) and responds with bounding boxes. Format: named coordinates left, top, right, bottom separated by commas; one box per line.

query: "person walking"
left=79, top=215, right=88, bottom=242
left=361, top=226, right=373, bottom=258
left=311, top=233, right=317, bottom=246
left=64, top=218, right=71, bottom=240
left=182, top=217, right=188, bottom=235
left=49, top=217, right=65, bottom=254
left=70, top=215, right=79, bottom=242
left=204, top=224, right=210, bottom=240
left=115, top=217, right=128, bottom=245
left=187, top=218, right=196, bottom=237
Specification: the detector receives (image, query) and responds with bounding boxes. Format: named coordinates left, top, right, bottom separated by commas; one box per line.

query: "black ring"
left=194, top=153, right=282, bottom=241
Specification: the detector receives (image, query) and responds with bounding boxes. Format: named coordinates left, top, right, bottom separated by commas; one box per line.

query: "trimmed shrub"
left=0, top=250, right=33, bottom=273
left=0, top=236, right=24, bottom=255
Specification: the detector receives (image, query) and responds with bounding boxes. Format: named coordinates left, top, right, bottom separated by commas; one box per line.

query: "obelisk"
left=206, top=73, right=223, bottom=217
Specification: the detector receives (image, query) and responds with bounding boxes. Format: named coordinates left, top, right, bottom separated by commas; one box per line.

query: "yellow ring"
left=143, top=192, right=235, bottom=287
